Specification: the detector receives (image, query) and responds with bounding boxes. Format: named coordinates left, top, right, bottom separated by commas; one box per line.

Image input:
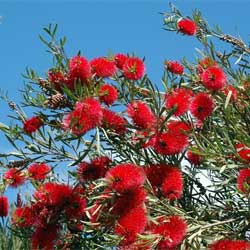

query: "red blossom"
left=106, top=164, right=146, bottom=192
left=101, top=108, right=127, bottom=134
left=167, top=120, right=192, bottom=135
left=4, top=168, right=26, bottom=188
left=153, top=132, right=188, bottom=155
left=161, top=167, right=183, bottom=200
left=111, top=187, right=147, bottom=216
left=127, top=101, right=156, bottom=129
left=187, top=150, right=202, bottom=165
left=77, top=156, right=111, bottom=182
left=0, top=196, right=8, bottom=217
left=12, top=206, right=34, bottom=228
left=190, top=92, right=215, bottom=121
left=122, top=57, right=145, bottom=80
left=23, top=116, right=43, bottom=134
left=151, top=215, right=187, bottom=249
left=115, top=54, right=128, bottom=69
left=209, top=239, right=250, bottom=250
left=165, top=61, right=184, bottom=75
left=237, top=168, right=250, bottom=194
left=235, top=143, right=250, bottom=162
left=69, top=55, right=91, bottom=82
left=99, top=84, right=118, bottom=105
left=222, top=84, right=237, bottom=101
left=28, top=163, right=51, bottom=181
left=200, top=66, right=227, bottom=91
left=165, top=88, right=193, bottom=116
left=177, top=18, right=197, bottom=35
left=48, top=70, right=67, bottom=90
left=32, top=224, right=59, bottom=250
left=90, top=57, right=117, bottom=78
left=115, top=206, right=147, bottom=246
left=63, top=98, right=103, bottom=136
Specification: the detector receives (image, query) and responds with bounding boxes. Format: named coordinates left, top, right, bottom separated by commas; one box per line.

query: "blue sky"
left=1, top=0, right=250, bottom=201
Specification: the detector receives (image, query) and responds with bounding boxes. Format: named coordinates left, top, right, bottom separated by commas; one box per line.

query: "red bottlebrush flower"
left=77, top=156, right=111, bottom=182
left=222, top=84, right=237, bottom=101
left=112, top=187, right=147, bottom=216
left=12, top=206, right=34, bottom=228
left=165, top=61, right=184, bottom=75
left=90, top=57, right=117, bottom=78
left=153, top=132, right=188, bottom=155
left=115, top=206, right=147, bottom=246
left=190, top=92, right=215, bottom=121
left=127, top=101, right=155, bottom=129
left=152, top=215, right=187, bottom=249
left=48, top=70, right=66, bottom=90
left=69, top=55, right=91, bottom=82
left=197, top=57, right=217, bottom=73
left=237, top=168, right=250, bottom=194
left=209, top=239, right=250, bottom=250
left=161, top=167, right=183, bottom=200
left=28, top=163, right=51, bottom=181
left=200, top=66, right=227, bottom=91
left=101, top=108, right=127, bottom=134
left=115, top=54, right=128, bottom=69
left=4, top=168, right=26, bottom=188
left=144, top=164, right=169, bottom=188
left=177, top=18, right=196, bottom=36
left=165, top=88, right=193, bottom=116
left=32, top=224, right=59, bottom=250
left=105, top=164, right=146, bottom=192
left=0, top=196, right=8, bottom=217
left=99, top=84, right=118, bottom=105
left=167, top=120, right=192, bottom=135
left=236, top=143, right=250, bottom=162
left=122, top=57, right=145, bottom=80
left=23, top=116, right=43, bottom=134
left=63, top=98, right=103, bottom=136
left=187, top=150, right=202, bottom=165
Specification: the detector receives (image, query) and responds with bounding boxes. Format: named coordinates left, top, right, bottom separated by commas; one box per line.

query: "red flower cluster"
left=235, top=143, right=250, bottom=162
left=114, top=206, right=147, bottom=245
left=28, top=163, right=51, bottom=181
left=150, top=215, right=187, bottom=249
left=90, top=57, right=117, bottom=78
left=0, top=196, right=8, bottom=217
left=48, top=70, right=67, bottom=90
left=165, top=88, right=193, bottom=116
left=127, top=101, right=155, bottom=129
left=209, top=239, right=250, bottom=250
left=145, top=164, right=183, bottom=200
left=200, top=66, right=227, bottom=91
left=153, top=121, right=190, bottom=156
left=69, top=55, right=91, bottom=83
left=122, top=57, right=145, bottom=80
left=177, top=18, right=197, bottom=35
left=237, top=168, right=250, bottom=194
left=23, top=116, right=43, bottom=134
left=101, top=108, right=127, bottom=135
left=63, top=98, right=102, bottom=135
left=12, top=182, right=86, bottom=249
left=106, top=163, right=145, bottom=193
left=190, top=92, right=215, bottom=122
left=222, top=84, right=237, bottom=101
left=77, top=156, right=111, bottom=182
left=115, top=53, right=128, bottom=69
left=165, top=61, right=184, bottom=75
left=98, top=84, right=118, bottom=105
left=4, top=168, right=26, bottom=188
left=187, top=150, right=202, bottom=165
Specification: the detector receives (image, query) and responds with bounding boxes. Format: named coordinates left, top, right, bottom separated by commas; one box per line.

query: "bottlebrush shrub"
left=1, top=4, right=250, bottom=250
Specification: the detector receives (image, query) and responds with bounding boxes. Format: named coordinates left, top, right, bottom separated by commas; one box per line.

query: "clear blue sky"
left=1, top=0, right=250, bottom=200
